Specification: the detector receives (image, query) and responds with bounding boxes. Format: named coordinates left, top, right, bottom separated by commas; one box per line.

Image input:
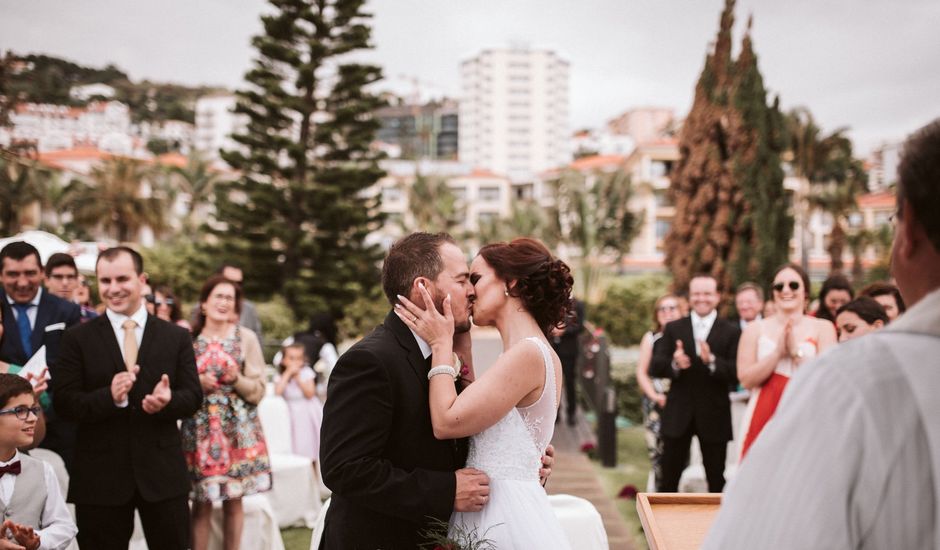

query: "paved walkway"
left=549, top=417, right=635, bottom=549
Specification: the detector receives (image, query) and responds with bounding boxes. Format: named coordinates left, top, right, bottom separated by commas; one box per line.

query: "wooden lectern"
left=636, top=493, right=722, bottom=550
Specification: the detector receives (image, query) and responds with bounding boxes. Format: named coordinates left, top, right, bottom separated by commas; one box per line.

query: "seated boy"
left=0, top=373, right=76, bottom=550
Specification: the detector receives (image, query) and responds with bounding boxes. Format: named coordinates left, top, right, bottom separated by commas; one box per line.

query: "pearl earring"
left=504, top=288, right=510, bottom=297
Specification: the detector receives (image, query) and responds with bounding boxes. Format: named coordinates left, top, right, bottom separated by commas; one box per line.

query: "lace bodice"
left=465, top=337, right=558, bottom=481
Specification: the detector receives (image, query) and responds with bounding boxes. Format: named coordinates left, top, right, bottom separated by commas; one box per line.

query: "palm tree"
left=403, top=172, right=463, bottom=233
left=0, top=152, right=48, bottom=234
left=475, top=199, right=560, bottom=248
left=63, top=157, right=168, bottom=242
left=787, top=108, right=867, bottom=272
left=168, top=152, right=222, bottom=233
left=549, top=167, right=640, bottom=300
left=845, top=228, right=874, bottom=284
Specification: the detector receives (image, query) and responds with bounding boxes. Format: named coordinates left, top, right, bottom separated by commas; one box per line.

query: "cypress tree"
left=213, top=0, right=386, bottom=318
left=665, top=0, right=791, bottom=305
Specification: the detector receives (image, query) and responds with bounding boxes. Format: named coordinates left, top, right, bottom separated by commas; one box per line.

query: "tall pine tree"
left=665, top=0, right=790, bottom=304
left=214, top=0, right=386, bottom=318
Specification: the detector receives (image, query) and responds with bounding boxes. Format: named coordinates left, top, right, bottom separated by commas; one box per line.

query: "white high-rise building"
left=459, top=46, right=570, bottom=181
left=194, top=94, right=247, bottom=160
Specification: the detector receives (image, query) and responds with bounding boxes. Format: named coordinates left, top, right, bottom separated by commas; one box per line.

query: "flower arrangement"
left=618, top=484, right=638, bottom=499
left=421, top=517, right=500, bottom=550
left=580, top=441, right=597, bottom=459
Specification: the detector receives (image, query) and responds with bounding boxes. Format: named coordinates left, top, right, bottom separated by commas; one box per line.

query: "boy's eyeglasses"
left=0, top=405, right=42, bottom=421
left=773, top=281, right=801, bottom=292
left=657, top=305, right=679, bottom=312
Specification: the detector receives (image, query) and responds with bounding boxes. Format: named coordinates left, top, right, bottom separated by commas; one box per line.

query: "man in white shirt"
left=704, top=118, right=940, bottom=548
left=734, top=282, right=764, bottom=330
left=649, top=274, right=741, bottom=492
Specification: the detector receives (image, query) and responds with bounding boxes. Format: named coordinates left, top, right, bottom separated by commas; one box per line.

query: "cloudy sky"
left=2, top=0, right=938, bottom=154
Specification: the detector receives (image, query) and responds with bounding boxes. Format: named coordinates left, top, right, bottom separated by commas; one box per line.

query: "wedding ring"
left=412, top=315, right=418, bottom=322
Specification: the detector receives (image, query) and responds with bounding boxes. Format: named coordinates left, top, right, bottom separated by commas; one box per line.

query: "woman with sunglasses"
left=636, top=294, right=683, bottom=491
left=736, top=264, right=837, bottom=460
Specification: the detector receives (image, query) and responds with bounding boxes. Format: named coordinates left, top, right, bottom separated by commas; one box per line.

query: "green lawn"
left=592, top=425, right=652, bottom=549
left=281, top=527, right=312, bottom=550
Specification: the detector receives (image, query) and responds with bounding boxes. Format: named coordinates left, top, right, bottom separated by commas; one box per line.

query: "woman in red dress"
left=737, top=264, right=837, bottom=461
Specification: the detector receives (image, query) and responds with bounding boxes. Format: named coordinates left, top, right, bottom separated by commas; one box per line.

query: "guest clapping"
left=835, top=297, right=889, bottom=342
left=182, top=275, right=271, bottom=550
left=636, top=294, right=682, bottom=491
left=737, top=264, right=837, bottom=460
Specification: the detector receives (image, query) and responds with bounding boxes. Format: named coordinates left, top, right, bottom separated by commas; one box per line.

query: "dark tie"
left=12, top=303, right=33, bottom=357
left=0, top=461, right=21, bottom=478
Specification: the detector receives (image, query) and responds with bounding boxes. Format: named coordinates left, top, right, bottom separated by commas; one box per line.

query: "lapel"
left=0, top=292, right=27, bottom=359
left=706, top=316, right=724, bottom=348
left=679, top=316, right=696, bottom=354
left=31, top=291, right=54, bottom=351
left=383, top=311, right=430, bottom=388
left=92, top=314, right=127, bottom=374
left=138, top=314, right=159, bottom=370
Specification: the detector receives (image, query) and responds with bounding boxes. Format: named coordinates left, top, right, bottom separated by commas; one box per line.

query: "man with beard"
left=319, top=232, right=552, bottom=549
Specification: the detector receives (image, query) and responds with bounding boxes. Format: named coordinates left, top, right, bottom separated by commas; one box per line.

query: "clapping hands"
left=1, top=519, right=39, bottom=550
left=673, top=341, right=692, bottom=370
left=142, top=374, right=172, bottom=414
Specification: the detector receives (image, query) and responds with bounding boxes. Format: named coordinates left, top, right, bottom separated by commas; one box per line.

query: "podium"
left=636, top=493, right=722, bottom=550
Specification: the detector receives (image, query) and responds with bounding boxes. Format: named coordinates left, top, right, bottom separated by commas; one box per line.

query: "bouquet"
left=420, top=517, right=500, bottom=550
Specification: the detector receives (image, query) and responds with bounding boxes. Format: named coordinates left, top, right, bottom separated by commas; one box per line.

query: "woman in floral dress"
left=182, top=275, right=270, bottom=550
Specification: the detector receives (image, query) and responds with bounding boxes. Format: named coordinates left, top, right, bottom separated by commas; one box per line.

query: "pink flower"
left=580, top=442, right=596, bottom=453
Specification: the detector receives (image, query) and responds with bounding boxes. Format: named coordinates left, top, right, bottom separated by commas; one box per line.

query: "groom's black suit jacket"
left=320, top=312, right=467, bottom=550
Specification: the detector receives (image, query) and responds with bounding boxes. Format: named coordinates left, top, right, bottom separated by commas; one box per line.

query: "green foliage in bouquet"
left=420, top=517, right=500, bottom=550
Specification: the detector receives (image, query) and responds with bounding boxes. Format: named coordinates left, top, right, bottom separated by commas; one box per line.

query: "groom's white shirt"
left=409, top=328, right=432, bottom=360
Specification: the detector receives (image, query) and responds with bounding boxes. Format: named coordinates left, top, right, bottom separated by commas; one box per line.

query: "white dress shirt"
left=703, top=288, right=940, bottom=549
left=408, top=328, right=433, bottom=360
left=105, top=305, right=148, bottom=408
left=5, top=287, right=42, bottom=329
left=0, top=451, right=78, bottom=550
left=690, top=309, right=717, bottom=355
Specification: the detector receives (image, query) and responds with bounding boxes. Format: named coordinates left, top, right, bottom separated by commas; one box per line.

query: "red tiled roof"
left=465, top=167, right=503, bottom=179
left=38, top=147, right=114, bottom=162
left=857, top=190, right=895, bottom=209
left=569, top=155, right=626, bottom=170
left=154, top=152, right=189, bottom=168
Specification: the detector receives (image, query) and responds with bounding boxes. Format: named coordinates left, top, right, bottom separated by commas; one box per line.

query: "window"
left=650, top=160, right=674, bottom=178
left=451, top=186, right=466, bottom=201
left=654, top=190, right=672, bottom=207
left=478, top=212, right=498, bottom=226
left=382, top=186, right=402, bottom=203
left=655, top=219, right=671, bottom=240
left=479, top=186, right=501, bottom=202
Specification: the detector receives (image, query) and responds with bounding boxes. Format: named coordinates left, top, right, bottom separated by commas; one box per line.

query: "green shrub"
left=609, top=349, right=643, bottom=426
left=589, top=274, right=671, bottom=347
left=255, top=296, right=299, bottom=361
left=337, top=286, right=390, bottom=341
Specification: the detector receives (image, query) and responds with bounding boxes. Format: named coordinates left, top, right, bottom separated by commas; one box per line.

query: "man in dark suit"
left=551, top=297, right=585, bottom=425
left=320, top=232, right=491, bottom=549
left=0, top=241, right=82, bottom=469
left=650, top=274, right=741, bottom=493
left=53, top=246, right=202, bottom=550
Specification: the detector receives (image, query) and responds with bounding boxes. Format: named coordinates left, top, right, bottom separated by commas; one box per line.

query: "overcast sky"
left=2, top=0, right=938, bottom=154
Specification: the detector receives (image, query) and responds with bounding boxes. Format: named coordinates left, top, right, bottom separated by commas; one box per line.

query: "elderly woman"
left=835, top=296, right=889, bottom=342
left=635, top=294, right=683, bottom=491
left=736, top=264, right=837, bottom=460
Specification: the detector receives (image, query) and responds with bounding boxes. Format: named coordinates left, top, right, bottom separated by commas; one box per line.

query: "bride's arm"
left=397, top=287, right=541, bottom=440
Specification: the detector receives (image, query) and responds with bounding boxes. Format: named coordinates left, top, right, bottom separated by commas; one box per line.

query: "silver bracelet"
left=427, top=365, right=457, bottom=380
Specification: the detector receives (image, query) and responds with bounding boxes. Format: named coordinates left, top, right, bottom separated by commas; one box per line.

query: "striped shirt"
left=704, top=288, right=940, bottom=549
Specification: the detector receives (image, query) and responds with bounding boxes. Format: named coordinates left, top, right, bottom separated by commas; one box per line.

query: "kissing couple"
left=319, top=232, right=576, bottom=549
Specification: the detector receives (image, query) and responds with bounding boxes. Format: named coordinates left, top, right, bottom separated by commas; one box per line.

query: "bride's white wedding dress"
left=449, top=337, right=573, bottom=548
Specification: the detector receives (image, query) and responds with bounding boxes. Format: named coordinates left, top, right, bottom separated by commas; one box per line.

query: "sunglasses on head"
left=773, top=281, right=801, bottom=292
left=145, top=295, right=174, bottom=306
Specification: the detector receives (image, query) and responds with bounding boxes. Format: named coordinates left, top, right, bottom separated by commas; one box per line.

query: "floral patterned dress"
left=182, top=326, right=272, bottom=502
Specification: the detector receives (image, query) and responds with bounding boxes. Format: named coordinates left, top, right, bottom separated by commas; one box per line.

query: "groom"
left=320, top=232, right=493, bottom=549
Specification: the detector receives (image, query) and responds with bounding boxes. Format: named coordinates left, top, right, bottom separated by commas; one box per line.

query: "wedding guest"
left=0, top=241, right=81, bottom=472
left=217, top=263, right=263, bottom=342
left=43, top=253, right=79, bottom=301
left=182, top=275, right=270, bottom=550
left=737, top=263, right=836, bottom=460
left=635, top=294, right=682, bottom=491
left=551, top=297, right=584, bottom=426
left=859, top=281, right=905, bottom=321
left=73, top=277, right=99, bottom=321
left=814, top=273, right=853, bottom=323
left=734, top=283, right=764, bottom=330
left=704, top=117, right=940, bottom=550
left=274, top=342, right=324, bottom=477
left=151, top=285, right=191, bottom=331
left=0, top=373, right=77, bottom=550
left=53, top=246, right=202, bottom=549
left=762, top=299, right=776, bottom=318
left=835, top=297, right=888, bottom=342
left=649, top=274, right=741, bottom=492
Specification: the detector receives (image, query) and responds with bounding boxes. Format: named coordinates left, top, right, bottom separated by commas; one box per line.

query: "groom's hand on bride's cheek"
left=539, top=444, right=555, bottom=487
left=454, top=468, right=490, bottom=512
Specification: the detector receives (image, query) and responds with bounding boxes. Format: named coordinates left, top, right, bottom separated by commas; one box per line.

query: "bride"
left=397, top=237, right=575, bottom=548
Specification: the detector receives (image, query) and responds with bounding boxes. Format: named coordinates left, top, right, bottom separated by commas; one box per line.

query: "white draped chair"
left=29, top=448, right=79, bottom=550
left=257, top=391, right=323, bottom=528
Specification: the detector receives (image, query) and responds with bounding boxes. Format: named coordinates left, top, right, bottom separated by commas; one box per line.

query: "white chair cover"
left=549, top=494, right=609, bottom=550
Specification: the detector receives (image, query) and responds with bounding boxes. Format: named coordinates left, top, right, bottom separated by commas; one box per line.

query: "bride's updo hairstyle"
left=478, top=237, right=574, bottom=335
